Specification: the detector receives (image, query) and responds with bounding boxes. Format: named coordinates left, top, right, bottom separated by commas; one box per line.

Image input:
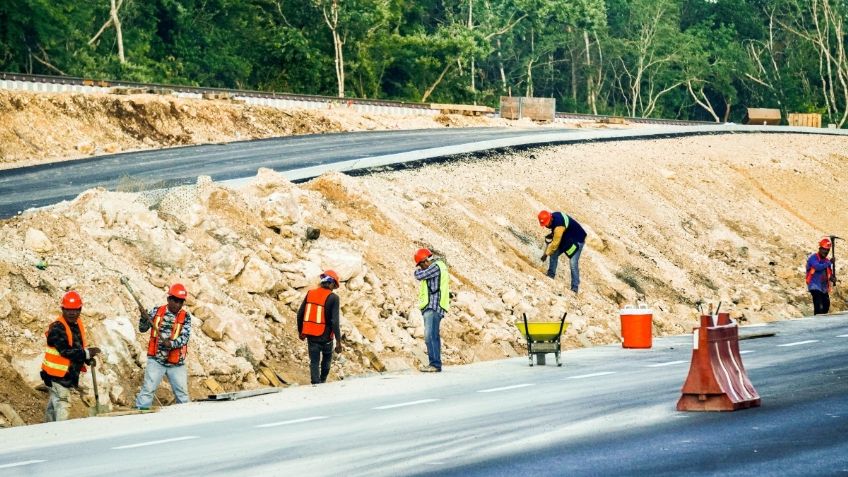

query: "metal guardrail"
left=1, top=71, right=717, bottom=126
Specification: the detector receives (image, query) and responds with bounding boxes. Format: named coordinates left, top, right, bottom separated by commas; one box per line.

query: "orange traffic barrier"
left=677, top=313, right=760, bottom=411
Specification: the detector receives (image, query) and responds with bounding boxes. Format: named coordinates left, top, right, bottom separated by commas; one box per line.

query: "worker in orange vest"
left=297, top=270, right=343, bottom=385
left=40, top=291, right=101, bottom=422
left=806, top=237, right=835, bottom=315
left=135, top=283, right=192, bottom=409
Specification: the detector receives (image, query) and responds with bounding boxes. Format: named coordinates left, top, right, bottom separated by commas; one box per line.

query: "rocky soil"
left=0, top=90, right=846, bottom=427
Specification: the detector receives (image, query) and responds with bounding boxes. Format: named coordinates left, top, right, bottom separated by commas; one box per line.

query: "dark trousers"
left=308, top=340, right=334, bottom=384
left=811, top=290, right=830, bottom=315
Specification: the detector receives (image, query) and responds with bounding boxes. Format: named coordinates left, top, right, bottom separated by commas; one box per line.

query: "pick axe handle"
left=121, top=277, right=146, bottom=310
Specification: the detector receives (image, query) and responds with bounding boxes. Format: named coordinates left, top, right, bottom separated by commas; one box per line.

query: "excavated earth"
left=0, top=90, right=846, bottom=427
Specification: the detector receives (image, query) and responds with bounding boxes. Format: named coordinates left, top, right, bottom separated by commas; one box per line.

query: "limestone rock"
left=261, top=192, right=301, bottom=228
left=307, top=243, right=364, bottom=281
left=24, top=228, right=52, bottom=253
left=209, top=245, right=245, bottom=281
left=236, top=256, right=279, bottom=293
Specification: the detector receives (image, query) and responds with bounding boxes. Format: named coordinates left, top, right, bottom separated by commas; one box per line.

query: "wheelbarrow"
left=515, top=313, right=569, bottom=366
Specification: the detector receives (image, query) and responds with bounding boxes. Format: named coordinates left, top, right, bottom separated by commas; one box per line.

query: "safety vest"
left=302, top=287, right=333, bottom=337
left=418, top=260, right=450, bottom=311
left=147, top=306, right=188, bottom=365
left=41, top=316, right=88, bottom=378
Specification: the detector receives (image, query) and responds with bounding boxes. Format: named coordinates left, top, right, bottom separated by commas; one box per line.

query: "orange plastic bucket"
left=620, top=306, right=653, bottom=348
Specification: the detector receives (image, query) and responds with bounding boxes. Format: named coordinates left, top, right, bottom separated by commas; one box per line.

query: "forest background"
left=1, top=0, right=847, bottom=126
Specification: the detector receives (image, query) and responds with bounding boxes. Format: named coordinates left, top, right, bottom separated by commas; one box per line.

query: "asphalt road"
left=1, top=314, right=846, bottom=476
left=0, top=127, right=574, bottom=218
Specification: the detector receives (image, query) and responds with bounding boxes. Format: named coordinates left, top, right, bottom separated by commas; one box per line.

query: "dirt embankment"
left=0, top=90, right=846, bottom=428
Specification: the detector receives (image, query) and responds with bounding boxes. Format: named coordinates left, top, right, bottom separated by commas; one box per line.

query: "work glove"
left=299, top=333, right=306, bottom=341
left=540, top=254, right=547, bottom=262
left=87, top=347, right=102, bottom=358
left=158, top=339, right=172, bottom=351
left=334, top=342, right=342, bottom=353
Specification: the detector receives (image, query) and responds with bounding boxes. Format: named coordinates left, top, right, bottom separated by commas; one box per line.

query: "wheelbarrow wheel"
left=528, top=355, right=534, bottom=367
left=556, top=351, right=562, bottom=367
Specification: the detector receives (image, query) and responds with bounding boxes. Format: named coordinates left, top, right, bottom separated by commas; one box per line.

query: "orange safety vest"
left=147, top=306, right=188, bottom=364
left=41, top=316, right=88, bottom=378
left=302, top=287, right=333, bottom=338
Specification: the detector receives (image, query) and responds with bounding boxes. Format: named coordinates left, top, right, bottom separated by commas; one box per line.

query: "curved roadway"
left=2, top=124, right=846, bottom=219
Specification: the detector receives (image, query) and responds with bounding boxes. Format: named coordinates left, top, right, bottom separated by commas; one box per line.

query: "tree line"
left=1, top=0, right=847, bottom=125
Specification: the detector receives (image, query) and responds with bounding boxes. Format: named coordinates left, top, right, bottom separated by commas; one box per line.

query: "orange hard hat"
left=61, top=290, right=83, bottom=309
left=820, top=238, right=832, bottom=250
left=321, top=269, right=340, bottom=284
left=414, top=248, right=432, bottom=265
left=168, top=283, right=188, bottom=300
left=538, top=210, right=552, bottom=227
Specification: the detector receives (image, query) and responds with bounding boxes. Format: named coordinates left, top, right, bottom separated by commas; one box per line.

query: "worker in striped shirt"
left=413, top=248, right=450, bottom=373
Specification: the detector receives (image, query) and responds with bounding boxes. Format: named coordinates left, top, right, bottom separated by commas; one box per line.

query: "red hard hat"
left=168, top=283, right=188, bottom=300
left=321, top=269, right=340, bottom=283
left=538, top=210, right=552, bottom=227
left=820, top=238, right=832, bottom=250
left=414, top=248, right=432, bottom=265
left=61, top=291, right=83, bottom=309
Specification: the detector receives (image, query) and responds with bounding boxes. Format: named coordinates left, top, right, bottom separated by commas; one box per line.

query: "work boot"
left=419, top=365, right=441, bottom=373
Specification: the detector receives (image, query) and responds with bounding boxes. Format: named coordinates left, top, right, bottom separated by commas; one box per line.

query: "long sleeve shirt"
left=139, top=306, right=192, bottom=366
left=415, top=261, right=445, bottom=316
left=297, top=291, right=341, bottom=343
left=806, top=252, right=833, bottom=293
left=40, top=320, right=90, bottom=388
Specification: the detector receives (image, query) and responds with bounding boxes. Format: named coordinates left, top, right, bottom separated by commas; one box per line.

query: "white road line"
left=373, top=399, right=439, bottom=410
left=837, top=334, right=848, bottom=338
left=0, top=460, right=46, bottom=469
left=255, top=416, right=329, bottom=428
left=645, top=360, right=687, bottom=367
left=740, top=323, right=770, bottom=328
left=477, top=384, right=535, bottom=393
left=112, top=436, right=199, bottom=450
left=567, top=371, right=616, bottom=379
left=739, top=350, right=755, bottom=355
left=777, top=340, right=820, bottom=347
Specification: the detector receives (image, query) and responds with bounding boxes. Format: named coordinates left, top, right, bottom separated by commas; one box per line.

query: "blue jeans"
left=135, top=358, right=190, bottom=409
left=45, top=382, right=71, bottom=422
left=547, top=242, right=584, bottom=292
left=423, top=309, right=443, bottom=370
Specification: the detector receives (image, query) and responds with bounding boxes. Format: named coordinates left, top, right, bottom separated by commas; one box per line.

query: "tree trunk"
left=421, top=61, right=453, bottom=103
left=111, top=0, right=125, bottom=64
left=322, top=0, right=345, bottom=98
left=497, top=38, right=507, bottom=90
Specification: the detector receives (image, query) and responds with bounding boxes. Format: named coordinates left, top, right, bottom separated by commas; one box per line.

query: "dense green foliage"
left=2, top=0, right=847, bottom=124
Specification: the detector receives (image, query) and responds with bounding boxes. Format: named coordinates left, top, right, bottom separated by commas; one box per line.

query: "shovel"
left=89, top=361, right=109, bottom=416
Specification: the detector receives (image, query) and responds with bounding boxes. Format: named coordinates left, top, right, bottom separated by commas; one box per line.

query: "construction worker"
left=135, top=283, right=192, bottom=409
left=806, top=237, right=835, bottom=315
left=414, top=248, right=449, bottom=373
left=297, top=270, right=343, bottom=384
left=538, top=210, right=587, bottom=293
left=40, top=291, right=101, bottom=422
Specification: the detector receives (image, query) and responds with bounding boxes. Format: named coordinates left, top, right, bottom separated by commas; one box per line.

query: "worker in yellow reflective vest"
left=414, top=248, right=450, bottom=373
left=40, top=291, right=101, bottom=422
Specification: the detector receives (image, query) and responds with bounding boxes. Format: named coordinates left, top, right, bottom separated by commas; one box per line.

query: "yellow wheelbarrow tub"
left=515, top=321, right=570, bottom=342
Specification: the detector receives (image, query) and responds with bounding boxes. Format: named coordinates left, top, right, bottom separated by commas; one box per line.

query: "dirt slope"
left=0, top=90, right=846, bottom=428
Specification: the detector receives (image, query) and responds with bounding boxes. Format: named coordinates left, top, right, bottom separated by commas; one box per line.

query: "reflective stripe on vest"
left=564, top=243, right=578, bottom=257
left=147, top=306, right=188, bottom=364
left=303, top=287, right=332, bottom=337
left=41, top=316, right=88, bottom=378
left=418, top=260, right=450, bottom=311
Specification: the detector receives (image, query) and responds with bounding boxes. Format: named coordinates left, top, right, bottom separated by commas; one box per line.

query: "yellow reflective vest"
left=418, top=260, right=450, bottom=312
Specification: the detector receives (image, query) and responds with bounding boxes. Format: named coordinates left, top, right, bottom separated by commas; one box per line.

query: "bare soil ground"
left=0, top=90, right=846, bottom=427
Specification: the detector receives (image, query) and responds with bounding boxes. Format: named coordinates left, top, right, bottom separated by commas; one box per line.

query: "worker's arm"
left=138, top=307, right=155, bottom=333
left=545, top=226, right=565, bottom=256
left=46, top=323, right=87, bottom=363
left=326, top=294, right=342, bottom=351
left=414, top=262, right=440, bottom=281
left=296, top=297, right=306, bottom=338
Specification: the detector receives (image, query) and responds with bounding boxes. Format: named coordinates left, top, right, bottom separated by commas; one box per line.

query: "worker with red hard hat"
left=414, top=248, right=450, bottom=373
left=537, top=210, right=587, bottom=293
left=297, top=270, right=343, bottom=384
left=41, top=291, right=101, bottom=421
left=806, top=237, right=835, bottom=315
left=135, top=283, right=193, bottom=409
